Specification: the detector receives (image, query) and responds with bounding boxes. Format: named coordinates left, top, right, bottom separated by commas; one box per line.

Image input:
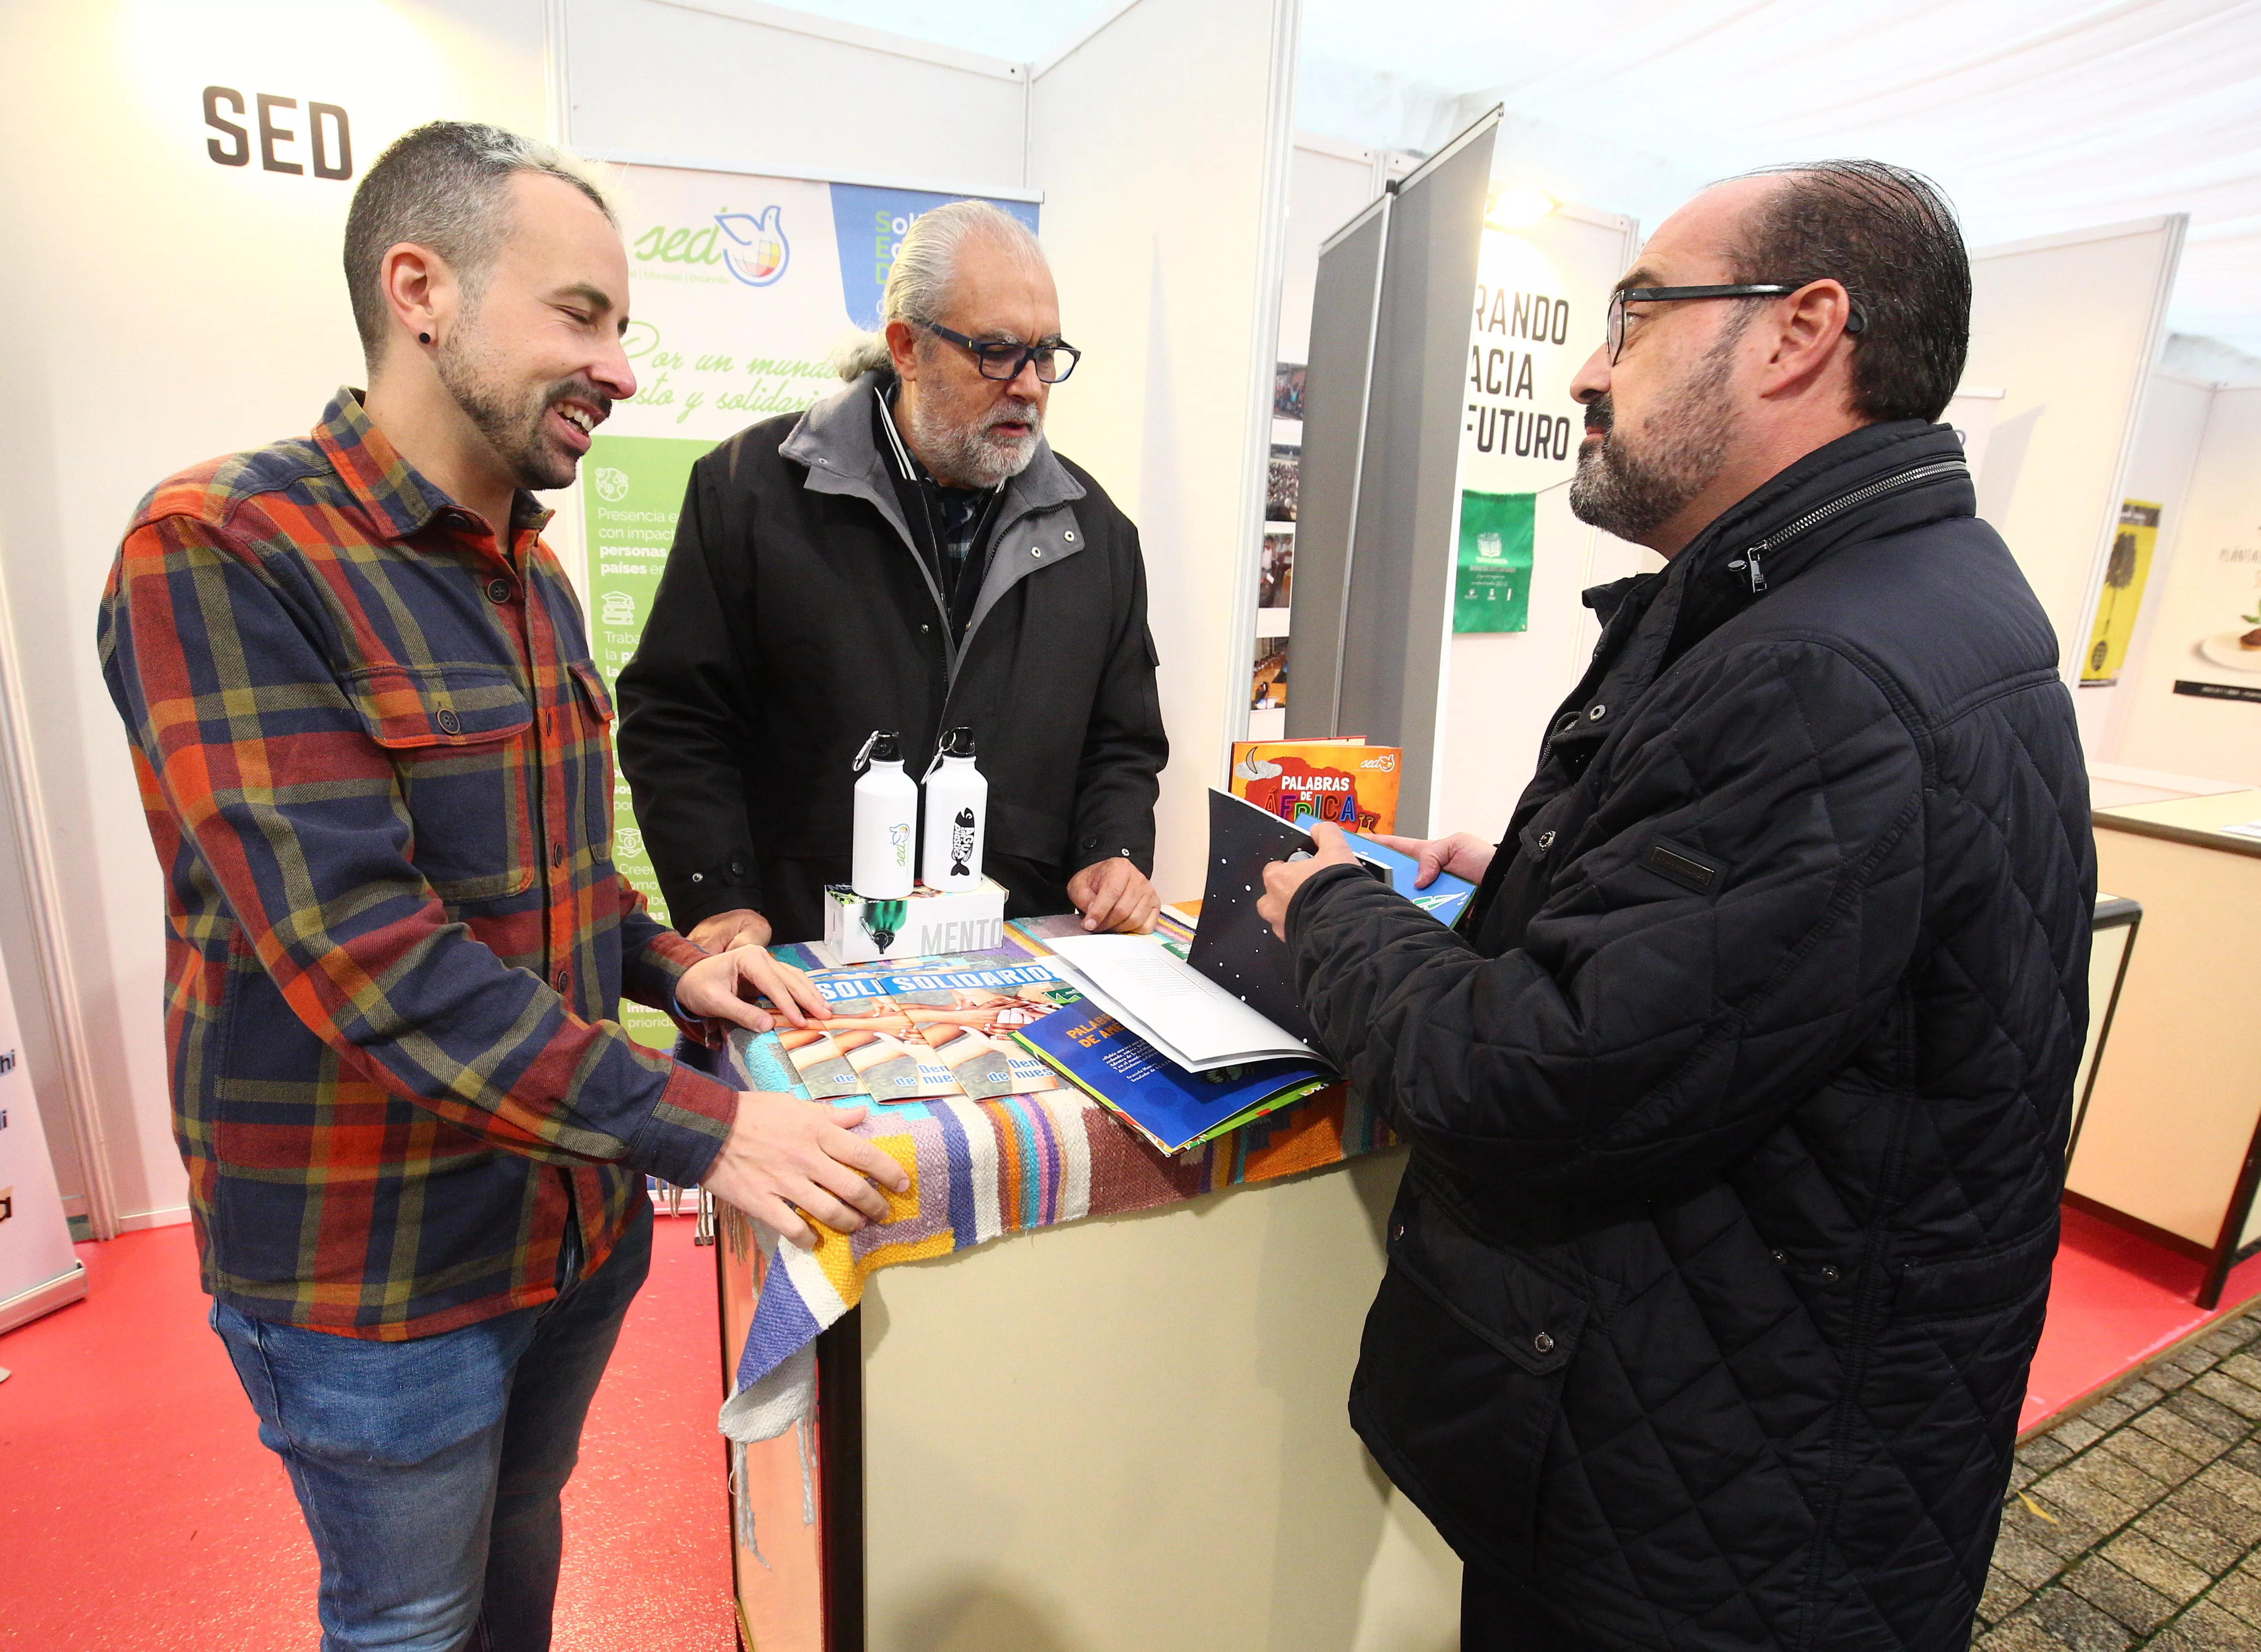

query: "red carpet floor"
left=0, top=1213, right=736, bottom=1651
left=2018, top=1203, right=2261, bottom=1434
left=4, top=1201, right=2257, bottom=1646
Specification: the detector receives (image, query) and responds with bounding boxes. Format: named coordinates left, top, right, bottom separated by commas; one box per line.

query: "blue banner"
left=829, top=184, right=1042, bottom=330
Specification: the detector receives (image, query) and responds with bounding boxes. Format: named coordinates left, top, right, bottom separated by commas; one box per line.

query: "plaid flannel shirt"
left=99, top=390, right=739, bottom=1340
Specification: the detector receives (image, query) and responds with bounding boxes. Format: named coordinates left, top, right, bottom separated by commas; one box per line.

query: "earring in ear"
left=419, top=332, right=432, bottom=345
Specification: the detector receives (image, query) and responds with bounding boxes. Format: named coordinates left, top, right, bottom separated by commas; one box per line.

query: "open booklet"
left=1043, top=931, right=1322, bottom=1073
left=772, top=960, right=1082, bottom=1104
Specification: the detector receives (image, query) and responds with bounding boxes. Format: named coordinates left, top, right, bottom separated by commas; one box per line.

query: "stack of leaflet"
left=769, top=960, right=1081, bottom=1103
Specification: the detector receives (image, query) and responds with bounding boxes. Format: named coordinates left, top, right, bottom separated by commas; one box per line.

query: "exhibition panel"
left=1289, top=109, right=1498, bottom=835
left=1965, top=216, right=2187, bottom=683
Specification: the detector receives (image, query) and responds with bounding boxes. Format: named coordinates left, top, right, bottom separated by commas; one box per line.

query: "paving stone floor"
left=1976, top=1305, right=2261, bottom=1650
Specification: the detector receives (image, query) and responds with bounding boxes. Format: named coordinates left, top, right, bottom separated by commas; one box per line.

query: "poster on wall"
left=1455, top=488, right=1534, bottom=632
left=583, top=164, right=1039, bottom=1046
left=2171, top=522, right=2261, bottom=705
left=2081, top=499, right=2160, bottom=685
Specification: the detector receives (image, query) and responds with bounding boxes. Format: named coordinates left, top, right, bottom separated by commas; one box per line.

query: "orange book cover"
left=1228, top=741, right=1403, bottom=835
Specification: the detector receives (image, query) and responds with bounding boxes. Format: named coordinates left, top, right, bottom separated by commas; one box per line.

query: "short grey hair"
left=344, top=120, right=615, bottom=362
left=834, top=198, right=1047, bottom=379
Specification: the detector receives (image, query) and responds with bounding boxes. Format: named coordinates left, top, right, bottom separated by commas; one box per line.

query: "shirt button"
left=728, top=860, right=745, bottom=878
left=1535, top=829, right=1555, bottom=851
left=554, top=968, right=570, bottom=992
left=1771, top=1249, right=1788, bottom=1265
left=1391, top=1222, right=1405, bottom=1241
left=1063, top=530, right=1077, bottom=543
left=1820, top=1265, right=1841, bottom=1283
left=1587, top=703, right=1607, bottom=721
left=486, top=578, right=513, bottom=604
left=435, top=708, right=461, bottom=736
left=1031, top=546, right=1044, bottom=558
left=1083, top=835, right=1100, bottom=851
left=551, top=841, right=566, bottom=868
left=1533, top=1331, right=1555, bottom=1355
left=690, top=872, right=704, bottom=884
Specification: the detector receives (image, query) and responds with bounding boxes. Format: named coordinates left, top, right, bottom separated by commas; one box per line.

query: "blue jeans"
left=212, top=1199, right=653, bottom=1652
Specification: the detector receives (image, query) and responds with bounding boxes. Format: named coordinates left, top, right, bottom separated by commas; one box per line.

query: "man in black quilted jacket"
left=1259, top=161, right=2093, bottom=1651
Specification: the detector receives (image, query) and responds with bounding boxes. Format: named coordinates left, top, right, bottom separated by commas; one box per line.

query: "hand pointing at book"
left=1259, top=820, right=1361, bottom=940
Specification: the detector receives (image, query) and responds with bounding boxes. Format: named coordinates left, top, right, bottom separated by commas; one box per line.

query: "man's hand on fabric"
left=702, top=1091, right=911, bottom=1250
left=1259, top=820, right=1361, bottom=940
left=1068, top=856, right=1161, bottom=933
left=687, top=907, right=771, bottom=954
left=1371, top=831, right=1496, bottom=889
left=676, top=945, right=829, bottom=1046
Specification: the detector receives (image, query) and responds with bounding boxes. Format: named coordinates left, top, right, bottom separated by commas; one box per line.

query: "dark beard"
left=435, top=332, right=606, bottom=494
left=1569, top=342, right=1739, bottom=543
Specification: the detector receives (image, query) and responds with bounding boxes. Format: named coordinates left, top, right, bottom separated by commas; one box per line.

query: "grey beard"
left=1569, top=343, right=1739, bottom=544
left=906, top=392, right=1042, bottom=489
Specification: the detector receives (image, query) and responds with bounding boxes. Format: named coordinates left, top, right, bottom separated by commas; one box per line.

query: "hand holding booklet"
left=1042, top=933, right=1319, bottom=1072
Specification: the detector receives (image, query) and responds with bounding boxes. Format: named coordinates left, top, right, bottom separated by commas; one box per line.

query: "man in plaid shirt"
left=99, top=122, right=906, bottom=1651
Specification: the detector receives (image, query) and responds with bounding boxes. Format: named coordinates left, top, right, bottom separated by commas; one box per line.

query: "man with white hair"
left=618, top=199, right=1168, bottom=946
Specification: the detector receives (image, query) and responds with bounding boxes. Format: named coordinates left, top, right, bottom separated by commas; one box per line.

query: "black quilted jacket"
left=1286, top=420, right=2094, bottom=1651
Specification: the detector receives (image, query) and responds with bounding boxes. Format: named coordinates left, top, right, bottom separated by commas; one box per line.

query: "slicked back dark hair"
left=1719, top=159, right=1969, bottom=424
left=343, top=120, right=614, bottom=364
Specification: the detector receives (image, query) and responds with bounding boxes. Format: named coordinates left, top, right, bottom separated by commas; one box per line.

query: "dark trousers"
left=212, top=1199, right=654, bottom=1651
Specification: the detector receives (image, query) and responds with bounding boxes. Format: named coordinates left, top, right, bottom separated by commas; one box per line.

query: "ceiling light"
left=1485, top=186, right=1558, bottom=231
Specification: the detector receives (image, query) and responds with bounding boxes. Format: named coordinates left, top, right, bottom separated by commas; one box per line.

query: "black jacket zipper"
left=1727, top=458, right=1969, bottom=595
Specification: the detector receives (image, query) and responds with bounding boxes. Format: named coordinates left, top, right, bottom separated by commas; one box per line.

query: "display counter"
left=2074, top=788, right=2261, bottom=1305
left=709, top=964, right=1459, bottom=1652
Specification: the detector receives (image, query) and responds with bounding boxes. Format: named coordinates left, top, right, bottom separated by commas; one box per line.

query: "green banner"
left=1455, top=489, right=1534, bottom=633
left=584, top=433, right=716, bottom=1050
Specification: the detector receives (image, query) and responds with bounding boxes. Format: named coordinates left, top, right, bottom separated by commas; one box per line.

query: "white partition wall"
left=2112, top=386, right=2261, bottom=785
left=0, top=0, right=553, bottom=1236
left=563, top=0, right=1030, bottom=190
left=2072, top=370, right=2220, bottom=765
left=1965, top=216, right=2187, bottom=681
left=1028, top=0, right=1299, bottom=902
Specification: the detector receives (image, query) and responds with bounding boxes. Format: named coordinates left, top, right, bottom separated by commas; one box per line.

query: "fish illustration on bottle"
left=949, top=807, right=977, bottom=878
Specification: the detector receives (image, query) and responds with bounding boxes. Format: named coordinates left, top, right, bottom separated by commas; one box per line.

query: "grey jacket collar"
left=778, top=371, right=1088, bottom=666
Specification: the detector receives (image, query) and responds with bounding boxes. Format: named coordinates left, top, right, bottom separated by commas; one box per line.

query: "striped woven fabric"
left=721, top=1023, right=1392, bottom=1405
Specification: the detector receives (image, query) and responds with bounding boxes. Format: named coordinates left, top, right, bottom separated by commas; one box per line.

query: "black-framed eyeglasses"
left=917, top=319, right=1081, bottom=384
left=1605, top=282, right=1866, bottom=363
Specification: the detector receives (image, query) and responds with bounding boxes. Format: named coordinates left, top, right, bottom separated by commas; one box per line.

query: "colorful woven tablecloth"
left=714, top=946, right=1393, bottom=1441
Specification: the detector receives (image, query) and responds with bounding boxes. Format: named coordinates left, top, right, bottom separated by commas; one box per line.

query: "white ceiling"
left=761, top=0, right=2261, bottom=357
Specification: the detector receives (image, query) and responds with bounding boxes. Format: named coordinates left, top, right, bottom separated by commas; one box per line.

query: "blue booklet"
left=1343, top=832, right=1477, bottom=926
left=1014, top=998, right=1336, bottom=1155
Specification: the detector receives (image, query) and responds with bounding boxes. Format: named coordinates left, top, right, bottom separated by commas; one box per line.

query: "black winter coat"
left=615, top=373, right=1166, bottom=942
left=1286, top=421, right=2094, bottom=1651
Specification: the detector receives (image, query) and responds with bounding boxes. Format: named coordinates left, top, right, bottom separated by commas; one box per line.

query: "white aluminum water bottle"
left=921, top=727, right=988, bottom=892
left=851, top=730, right=917, bottom=899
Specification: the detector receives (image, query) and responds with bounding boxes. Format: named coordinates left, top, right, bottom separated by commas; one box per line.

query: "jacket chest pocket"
left=347, top=664, right=537, bottom=903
